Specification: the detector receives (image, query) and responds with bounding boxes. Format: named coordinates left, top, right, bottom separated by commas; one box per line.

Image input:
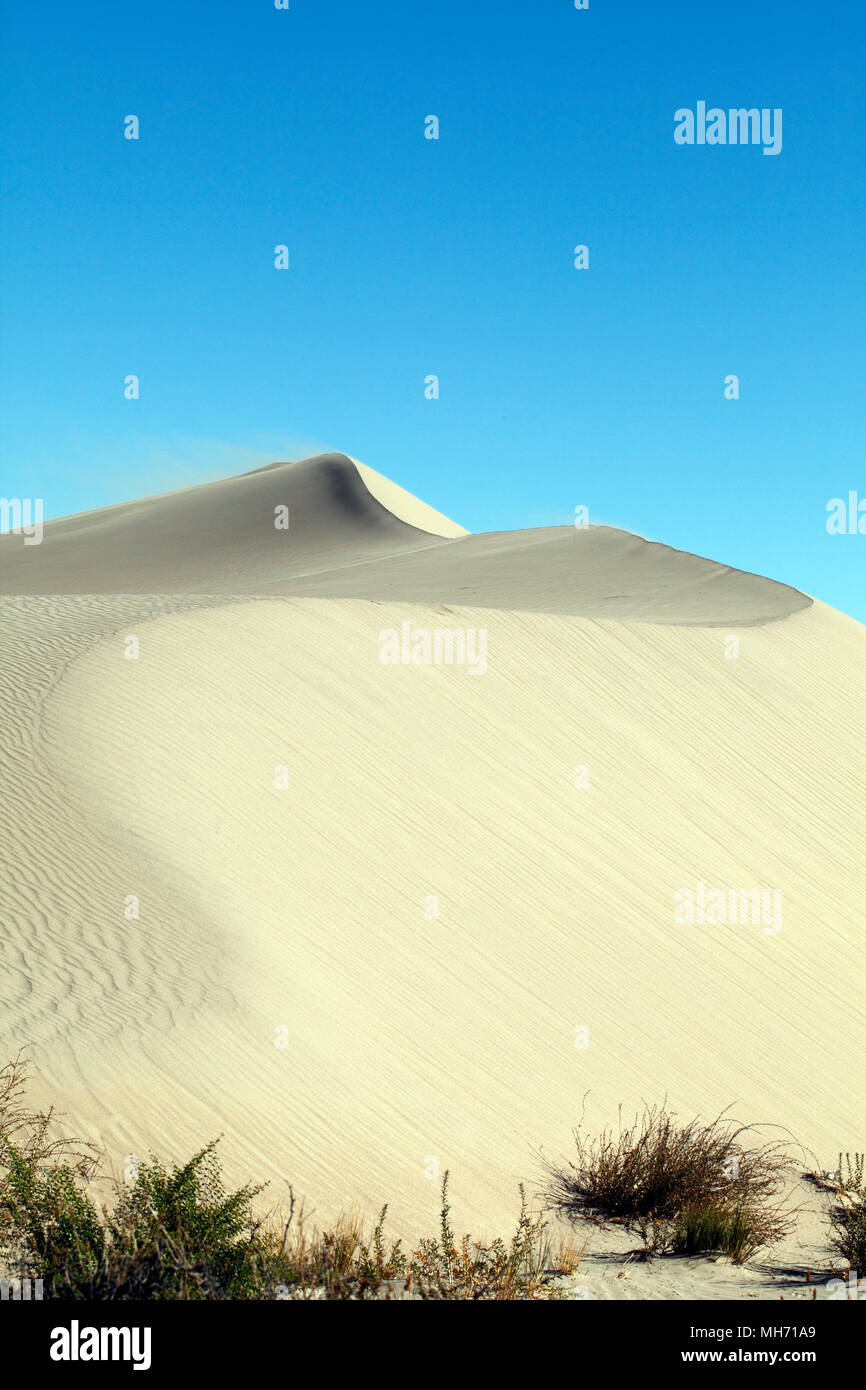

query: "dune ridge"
left=1, top=453, right=810, bottom=625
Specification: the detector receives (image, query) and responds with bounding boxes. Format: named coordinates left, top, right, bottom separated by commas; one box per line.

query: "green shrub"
left=1, top=1143, right=106, bottom=1291
left=1, top=1135, right=267, bottom=1300
left=830, top=1194, right=866, bottom=1274
left=670, top=1202, right=764, bottom=1263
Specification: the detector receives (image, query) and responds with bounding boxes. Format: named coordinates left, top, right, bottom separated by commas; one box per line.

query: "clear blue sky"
left=2, top=0, right=864, bottom=619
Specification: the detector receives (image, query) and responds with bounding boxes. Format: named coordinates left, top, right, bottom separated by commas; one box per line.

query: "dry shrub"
left=544, top=1101, right=795, bottom=1263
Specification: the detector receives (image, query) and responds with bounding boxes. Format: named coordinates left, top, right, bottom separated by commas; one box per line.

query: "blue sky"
left=2, top=0, right=864, bottom=618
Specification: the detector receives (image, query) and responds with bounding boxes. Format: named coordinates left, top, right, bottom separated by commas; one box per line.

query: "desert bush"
left=544, top=1101, right=794, bottom=1262
left=0, top=1053, right=105, bottom=1292
left=1, top=1055, right=270, bottom=1299
left=2, top=1136, right=267, bottom=1300
left=835, top=1152, right=865, bottom=1196
left=827, top=1152, right=866, bottom=1275
left=1, top=1146, right=106, bottom=1291
left=829, top=1196, right=866, bottom=1274
left=105, top=1143, right=266, bottom=1299
left=409, top=1174, right=554, bottom=1299
left=0, top=1053, right=100, bottom=1178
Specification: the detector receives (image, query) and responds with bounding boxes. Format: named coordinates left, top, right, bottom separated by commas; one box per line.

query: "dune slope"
left=0, top=455, right=862, bottom=1244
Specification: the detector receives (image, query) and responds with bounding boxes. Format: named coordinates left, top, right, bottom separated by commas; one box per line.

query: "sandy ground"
left=1, top=454, right=863, bottom=1298
left=550, top=1177, right=853, bottom=1301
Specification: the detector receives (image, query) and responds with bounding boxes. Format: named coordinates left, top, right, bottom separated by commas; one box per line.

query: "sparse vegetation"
left=409, top=1174, right=554, bottom=1299
left=835, top=1152, right=865, bottom=1197
left=827, top=1151, right=866, bottom=1275
left=543, top=1101, right=795, bottom=1263
left=829, top=1196, right=866, bottom=1275
left=14, top=1058, right=840, bottom=1293
left=0, top=1055, right=572, bottom=1300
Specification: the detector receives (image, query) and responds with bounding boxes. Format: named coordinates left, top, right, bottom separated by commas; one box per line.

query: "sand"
left=1, top=454, right=863, bottom=1296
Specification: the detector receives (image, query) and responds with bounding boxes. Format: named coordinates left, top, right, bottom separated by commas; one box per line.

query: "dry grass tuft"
left=543, top=1101, right=796, bottom=1263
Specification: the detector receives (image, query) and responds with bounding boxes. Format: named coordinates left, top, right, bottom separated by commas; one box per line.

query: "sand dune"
left=0, top=454, right=863, bottom=1250
left=0, top=455, right=461, bottom=597
left=2, top=453, right=809, bottom=625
